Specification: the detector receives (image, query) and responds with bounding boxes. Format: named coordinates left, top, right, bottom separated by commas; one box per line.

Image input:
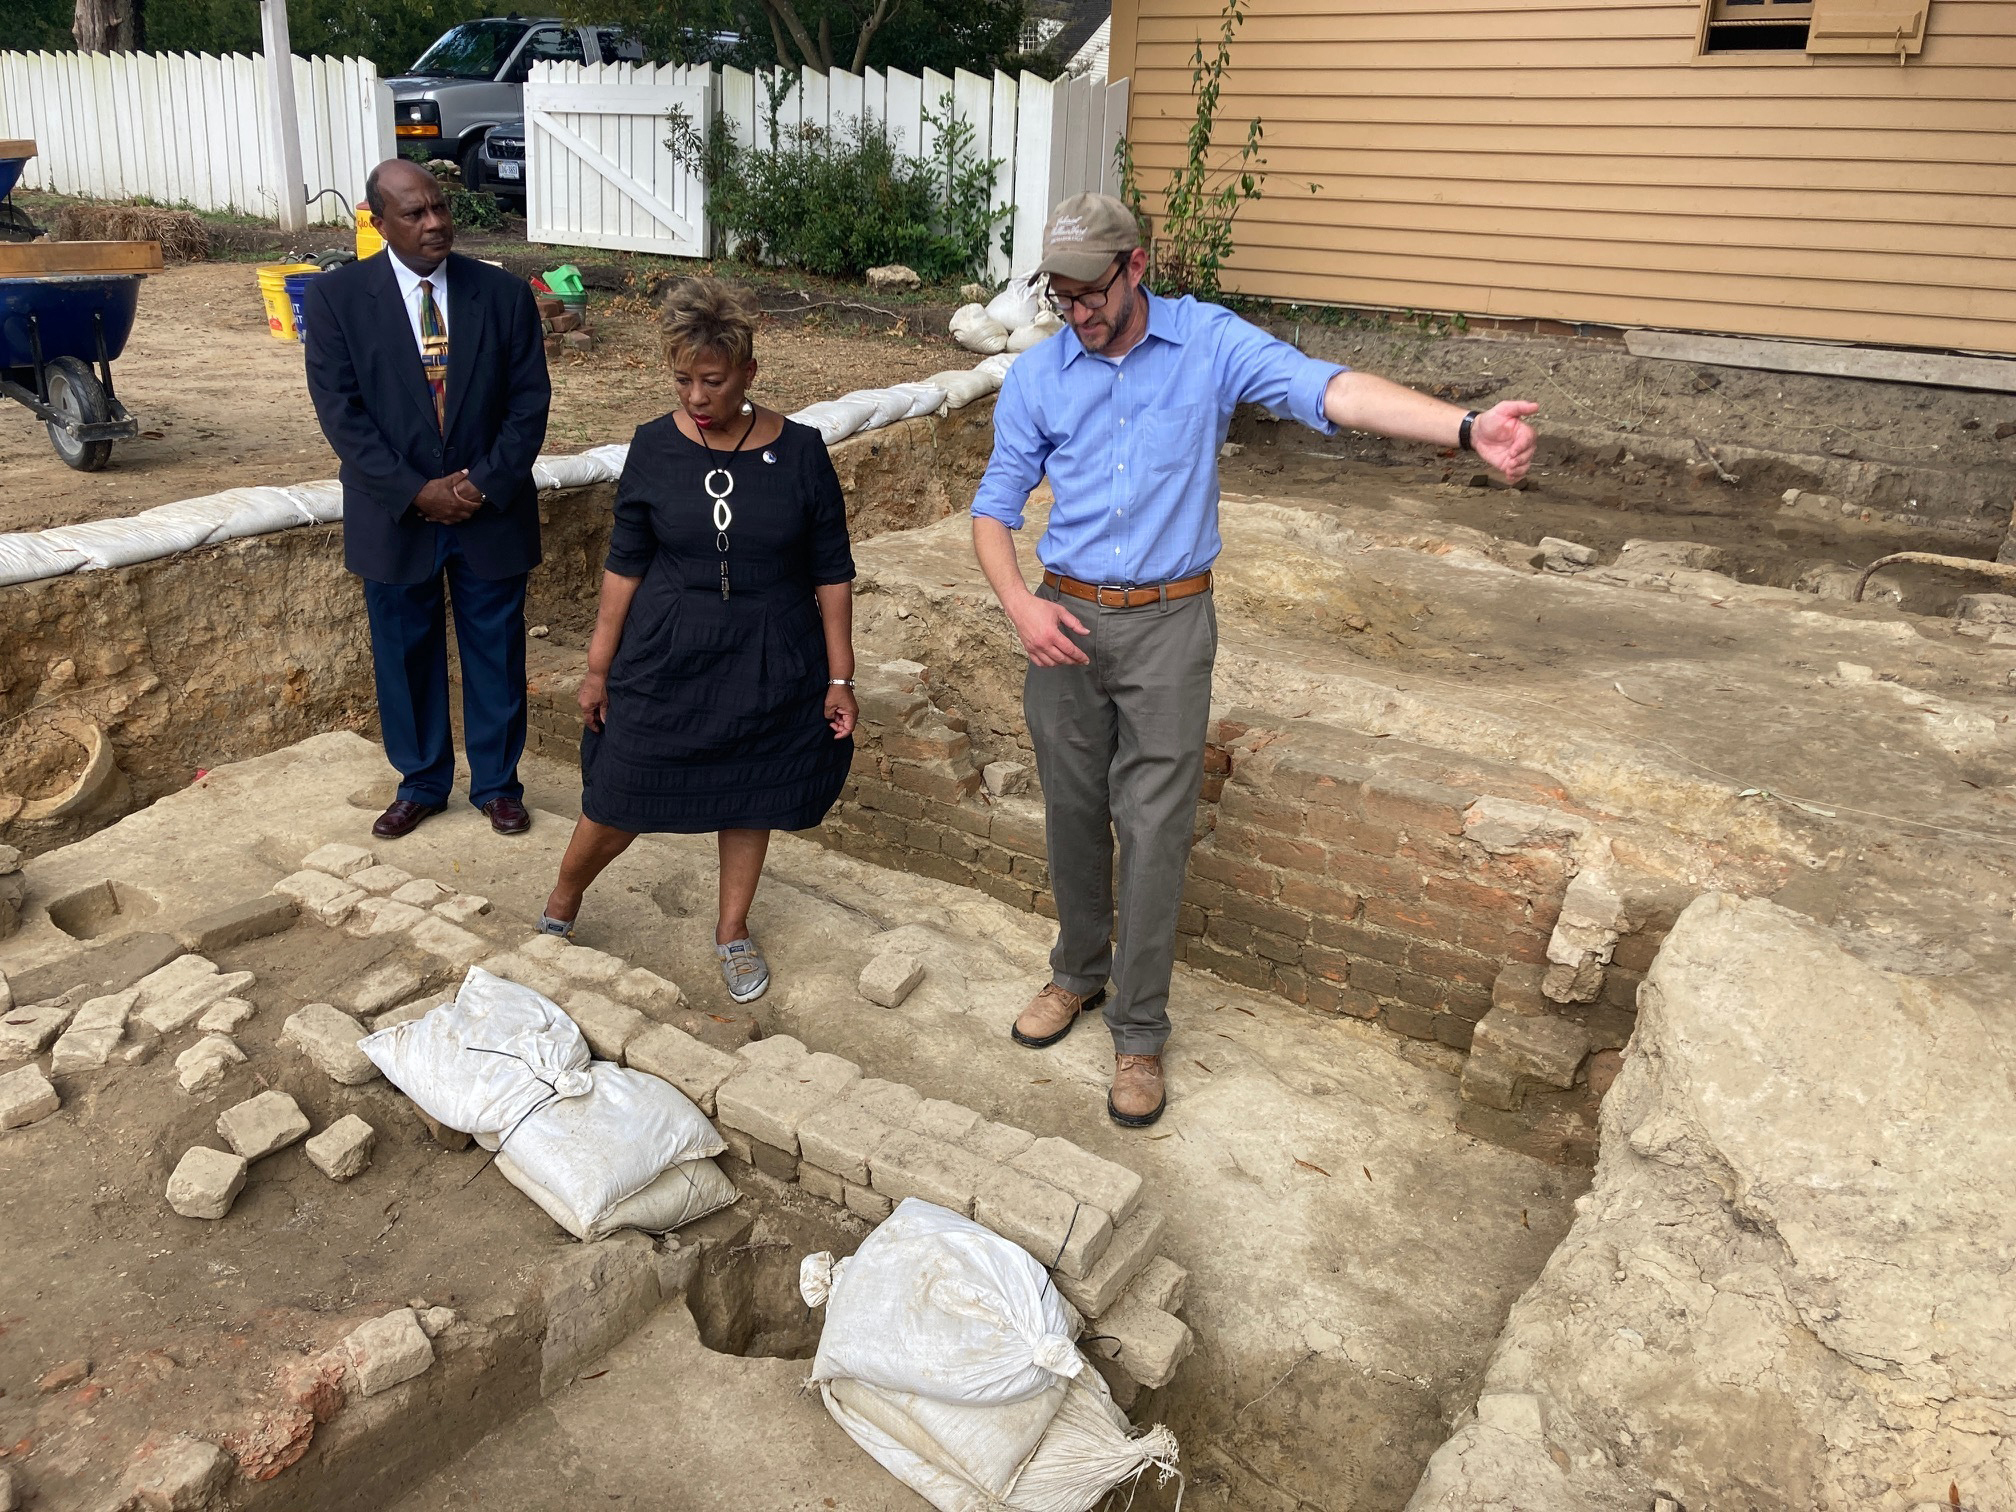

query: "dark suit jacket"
left=303, top=251, right=550, bottom=585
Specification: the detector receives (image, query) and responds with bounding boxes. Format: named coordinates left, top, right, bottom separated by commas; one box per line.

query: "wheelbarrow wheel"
left=44, top=355, right=113, bottom=472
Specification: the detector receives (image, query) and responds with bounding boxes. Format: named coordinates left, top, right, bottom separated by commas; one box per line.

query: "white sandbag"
left=819, top=1380, right=987, bottom=1512
left=0, top=531, right=88, bottom=585
left=358, top=966, right=591, bottom=1140
left=204, top=486, right=323, bottom=542
left=1007, top=1369, right=1181, bottom=1512
left=887, top=381, right=950, bottom=420
left=40, top=495, right=236, bottom=568
left=792, top=396, right=881, bottom=445
left=985, top=274, right=1046, bottom=332
left=828, top=1375, right=1067, bottom=1506
left=809, top=1198, right=1084, bottom=1406
left=498, top=1152, right=737, bottom=1241
left=1005, top=311, right=1065, bottom=353
left=925, top=368, right=1000, bottom=411
left=579, top=441, right=631, bottom=477
left=949, top=303, right=1009, bottom=356
left=975, top=352, right=1017, bottom=383
left=288, top=480, right=346, bottom=523
left=532, top=452, right=610, bottom=491
left=493, top=1061, right=724, bottom=1234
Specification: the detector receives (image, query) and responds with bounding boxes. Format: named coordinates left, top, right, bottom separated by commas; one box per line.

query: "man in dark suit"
left=304, top=157, right=550, bottom=840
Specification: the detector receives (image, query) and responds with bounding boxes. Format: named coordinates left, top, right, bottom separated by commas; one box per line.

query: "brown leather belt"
left=1042, top=570, right=1213, bottom=609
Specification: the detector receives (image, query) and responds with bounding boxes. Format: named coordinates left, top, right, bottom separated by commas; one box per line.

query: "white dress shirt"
left=388, top=254, right=449, bottom=356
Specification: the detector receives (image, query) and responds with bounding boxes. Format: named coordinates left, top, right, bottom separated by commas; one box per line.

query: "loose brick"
left=282, top=1004, right=378, bottom=1085
left=302, top=843, right=375, bottom=878
left=1125, top=1255, right=1189, bottom=1314
left=735, top=1034, right=807, bottom=1072
left=345, top=898, right=429, bottom=939
left=1469, top=1009, right=1590, bottom=1091
left=849, top=1078, right=923, bottom=1126
left=844, top=1182, right=893, bottom=1222
left=910, top=1098, right=982, bottom=1142
left=1094, top=1294, right=1193, bottom=1388
left=175, top=1034, right=247, bottom=1093
left=1051, top=1208, right=1165, bottom=1316
left=178, top=894, right=296, bottom=953
left=859, top=953, right=925, bottom=1008
left=973, top=1166, right=1113, bottom=1279
left=1010, top=1137, right=1142, bottom=1224
left=749, top=1138, right=799, bottom=1181
left=962, top=1120, right=1036, bottom=1163
left=274, top=869, right=364, bottom=919
left=343, top=1309, right=434, bottom=1397
left=870, top=1130, right=990, bottom=1216
left=797, top=1101, right=894, bottom=1184
left=613, top=966, right=682, bottom=1015
left=626, top=1025, right=738, bottom=1116
left=339, top=960, right=422, bottom=1019
left=883, top=728, right=970, bottom=763
left=716, top=1069, right=844, bottom=1154
left=348, top=864, right=416, bottom=896
left=305, top=1115, right=376, bottom=1180
left=0, top=1063, right=60, bottom=1129
left=217, top=1091, right=311, bottom=1160
left=135, top=969, right=256, bottom=1038
left=799, top=1163, right=846, bottom=1203
left=890, top=760, right=982, bottom=804
left=407, top=915, right=489, bottom=968
left=531, top=937, right=627, bottom=986
left=119, top=1437, right=233, bottom=1511
left=433, top=892, right=492, bottom=927
left=563, top=990, right=646, bottom=1061
left=482, top=952, right=573, bottom=1002
left=166, top=1146, right=247, bottom=1219
left=389, top=878, right=454, bottom=909
left=49, top=988, right=137, bottom=1073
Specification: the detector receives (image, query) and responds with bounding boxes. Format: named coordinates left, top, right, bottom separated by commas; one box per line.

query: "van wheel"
left=459, top=134, right=487, bottom=189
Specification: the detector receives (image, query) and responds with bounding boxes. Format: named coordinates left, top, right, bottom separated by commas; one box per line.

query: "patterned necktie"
left=418, top=278, right=448, bottom=432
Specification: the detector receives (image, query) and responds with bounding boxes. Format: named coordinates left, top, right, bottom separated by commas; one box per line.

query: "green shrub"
left=685, top=91, right=1005, bottom=283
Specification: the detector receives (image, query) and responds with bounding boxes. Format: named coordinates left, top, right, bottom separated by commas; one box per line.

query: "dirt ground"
left=0, top=261, right=963, bottom=535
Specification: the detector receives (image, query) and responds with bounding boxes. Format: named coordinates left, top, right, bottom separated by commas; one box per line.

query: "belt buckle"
left=1095, top=582, right=1133, bottom=608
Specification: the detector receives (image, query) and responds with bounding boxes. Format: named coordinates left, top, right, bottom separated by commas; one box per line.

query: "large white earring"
left=739, top=399, right=753, bottom=416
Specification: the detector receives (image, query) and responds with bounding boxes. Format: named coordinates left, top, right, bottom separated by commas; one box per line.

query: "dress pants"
left=361, top=527, right=528, bottom=809
left=1022, top=583, right=1217, bottom=1056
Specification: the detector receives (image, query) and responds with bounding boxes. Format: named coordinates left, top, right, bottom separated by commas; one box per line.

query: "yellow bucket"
left=355, top=207, right=386, bottom=261
left=257, top=262, right=318, bottom=341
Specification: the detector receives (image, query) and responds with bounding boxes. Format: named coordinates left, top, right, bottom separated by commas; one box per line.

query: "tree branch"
left=757, top=0, right=823, bottom=70
left=848, top=0, right=899, bottom=72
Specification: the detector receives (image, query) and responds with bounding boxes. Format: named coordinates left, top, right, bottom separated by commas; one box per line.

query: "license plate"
left=497, top=162, right=521, bottom=180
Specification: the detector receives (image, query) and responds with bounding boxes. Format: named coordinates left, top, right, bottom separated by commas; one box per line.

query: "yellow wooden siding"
left=1110, top=0, right=2016, bottom=352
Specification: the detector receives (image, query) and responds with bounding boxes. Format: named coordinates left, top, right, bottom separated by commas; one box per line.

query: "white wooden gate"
left=523, top=76, right=710, bottom=256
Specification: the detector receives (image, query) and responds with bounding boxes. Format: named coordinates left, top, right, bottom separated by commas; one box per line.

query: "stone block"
left=175, top=1035, right=246, bottom=1093
left=1052, top=1208, right=1167, bottom=1317
left=715, top=1069, right=844, bottom=1154
left=166, top=1146, right=248, bottom=1219
left=1469, top=1008, right=1590, bottom=1094
left=345, top=897, right=428, bottom=939
left=749, top=1138, right=799, bottom=1181
left=408, top=915, right=489, bottom=968
left=419, top=1306, right=457, bottom=1338
left=1090, top=1349, right=1140, bottom=1412
left=132, top=952, right=217, bottom=1005
left=844, top=1182, right=893, bottom=1222
left=735, top=1033, right=807, bottom=1072
left=1491, top=963, right=1550, bottom=1016
left=196, top=997, right=254, bottom=1035
left=973, top=1166, right=1113, bottom=1279
left=870, top=1131, right=990, bottom=1217
left=417, top=1110, right=472, bottom=1151
left=982, top=760, right=1030, bottom=797
left=719, top=1126, right=752, bottom=1164
left=312, top=888, right=368, bottom=926
left=1, top=999, right=75, bottom=1063
left=282, top=1004, right=379, bottom=1085
left=119, top=1434, right=234, bottom=1510
left=625, top=1024, right=738, bottom=1115
left=1095, top=1292, right=1193, bottom=1388
left=50, top=987, right=138, bottom=1073
left=799, top=1163, right=846, bottom=1203
left=797, top=1101, right=894, bottom=1184
left=348, top=864, right=416, bottom=896
left=564, top=990, right=646, bottom=1061
left=481, top=952, right=572, bottom=1002
left=433, top=892, right=491, bottom=926
left=613, top=966, right=682, bottom=1014
left=119, top=1039, right=155, bottom=1066
left=859, top=952, right=925, bottom=1008
left=340, top=960, right=423, bottom=1018
left=342, top=1309, right=435, bottom=1397
left=801, top=1051, right=862, bottom=1093
left=530, top=937, right=626, bottom=984
left=1123, top=1255, right=1188, bottom=1315
left=274, top=869, right=360, bottom=919
left=1011, top=1137, right=1143, bottom=1225
left=372, top=995, right=445, bottom=1030
left=849, top=1078, right=923, bottom=1127
left=178, top=894, right=297, bottom=954
left=962, top=1120, right=1037, bottom=1163
left=217, top=1091, right=310, bottom=1160
left=305, top=1115, right=376, bottom=1180
left=303, top=843, right=376, bottom=878
left=389, top=878, right=453, bottom=908
left=0, top=1064, right=60, bottom=1129
left=136, top=969, right=256, bottom=1037
left=911, top=1098, right=982, bottom=1143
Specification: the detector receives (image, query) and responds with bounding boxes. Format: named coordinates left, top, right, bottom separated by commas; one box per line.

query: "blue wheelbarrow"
left=0, top=239, right=161, bottom=471
left=0, top=139, right=39, bottom=242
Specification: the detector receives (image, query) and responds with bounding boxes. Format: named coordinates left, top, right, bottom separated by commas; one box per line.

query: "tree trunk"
left=848, top=0, right=897, bottom=73
left=73, top=0, right=138, bottom=52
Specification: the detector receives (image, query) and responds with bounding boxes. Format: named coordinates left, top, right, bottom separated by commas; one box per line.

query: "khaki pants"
left=1023, top=584, right=1217, bottom=1056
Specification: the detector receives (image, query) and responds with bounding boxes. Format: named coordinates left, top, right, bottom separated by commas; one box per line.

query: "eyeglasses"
left=1046, top=259, right=1128, bottom=316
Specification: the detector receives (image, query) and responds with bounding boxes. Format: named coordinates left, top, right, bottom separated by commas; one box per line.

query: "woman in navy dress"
left=540, top=279, right=857, bottom=1003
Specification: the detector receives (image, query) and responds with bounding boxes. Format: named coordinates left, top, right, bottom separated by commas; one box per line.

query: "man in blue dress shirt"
left=971, top=193, right=1538, bottom=1128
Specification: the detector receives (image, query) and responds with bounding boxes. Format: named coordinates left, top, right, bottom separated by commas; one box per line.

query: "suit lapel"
left=377, top=252, right=437, bottom=428
left=442, top=253, right=486, bottom=437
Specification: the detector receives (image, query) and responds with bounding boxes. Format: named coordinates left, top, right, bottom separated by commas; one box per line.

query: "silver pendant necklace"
left=694, top=408, right=763, bottom=599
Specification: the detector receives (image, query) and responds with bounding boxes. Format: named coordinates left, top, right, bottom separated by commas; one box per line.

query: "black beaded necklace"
left=693, top=407, right=764, bottom=600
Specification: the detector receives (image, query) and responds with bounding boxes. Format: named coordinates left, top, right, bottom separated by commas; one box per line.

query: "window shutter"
left=1806, top=0, right=1929, bottom=55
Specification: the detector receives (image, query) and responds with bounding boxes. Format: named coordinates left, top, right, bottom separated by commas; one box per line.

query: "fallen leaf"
left=1521, top=1208, right=1529, bottom=1228
left=1294, top=1158, right=1331, bottom=1177
left=1362, top=1166, right=1373, bottom=1182
left=706, top=1013, right=736, bottom=1023
left=1030, top=1078, right=1051, bottom=1085
left=581, top=1369, right=609, bottom=1381
left=1232, top=1004, right=1256, bottom=1017
left=1193, top=1059, right=1214, bottom=1074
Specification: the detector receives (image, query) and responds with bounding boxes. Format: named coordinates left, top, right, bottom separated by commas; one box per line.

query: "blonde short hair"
left=659, top=276, right=758, bottom=370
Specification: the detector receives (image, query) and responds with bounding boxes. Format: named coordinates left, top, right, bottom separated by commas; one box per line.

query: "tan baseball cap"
left=1037, top=193, right=1140, bottom=282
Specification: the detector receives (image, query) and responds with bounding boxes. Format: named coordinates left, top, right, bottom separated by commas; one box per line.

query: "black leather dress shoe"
left=482, top=796, right=531, bottom=835
left=373, top=798, right=445, bottom=839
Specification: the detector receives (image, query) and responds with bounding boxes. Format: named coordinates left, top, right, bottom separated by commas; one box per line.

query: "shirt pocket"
left=1140, top=403, right=1207, bottom=478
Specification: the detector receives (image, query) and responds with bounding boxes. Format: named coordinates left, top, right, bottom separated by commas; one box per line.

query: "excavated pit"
left=5, top=400, right=2015, bottom=1509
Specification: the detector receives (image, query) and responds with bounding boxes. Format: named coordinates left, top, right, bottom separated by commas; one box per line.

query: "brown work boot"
left=1011, top=982, right=1106, bottom=1048
left=1108, top=1053, right=1167, bottom=1128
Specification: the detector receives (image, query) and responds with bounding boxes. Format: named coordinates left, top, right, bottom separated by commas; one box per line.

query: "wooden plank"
left=0, top=241, right=166, bottom=275
left=1624, top=328, right=2016, bottom=392
left=1012, top=71, right=1056, bottom=273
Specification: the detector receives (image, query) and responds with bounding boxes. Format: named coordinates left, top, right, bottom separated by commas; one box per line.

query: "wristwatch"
left=1457, top=411, right=1479, bottom=453
left=829, top=678, right=855, bottom=688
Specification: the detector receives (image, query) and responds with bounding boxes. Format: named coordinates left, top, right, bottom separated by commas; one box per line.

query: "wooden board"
left=0, top=241, right=166, bottom=277
left=1624, top=329, right=2016, bottom=394
left=0, top=140, right=34, bottom=160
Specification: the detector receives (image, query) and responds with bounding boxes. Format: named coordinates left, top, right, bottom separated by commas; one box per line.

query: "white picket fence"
left=0, top=49, right=393, bottom=225
left=528, top=60, right=1128, bottom=280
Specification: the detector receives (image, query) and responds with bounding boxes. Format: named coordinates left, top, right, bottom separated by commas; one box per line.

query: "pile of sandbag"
left=804, top=1198, right=1181, bottom=1512
left=359, top=966, right=735, bottom=1240
left=951, top=274, right=1066, bottom=356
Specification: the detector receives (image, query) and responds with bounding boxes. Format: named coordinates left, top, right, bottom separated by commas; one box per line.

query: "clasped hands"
left=413, top=470, right=485, bottom=525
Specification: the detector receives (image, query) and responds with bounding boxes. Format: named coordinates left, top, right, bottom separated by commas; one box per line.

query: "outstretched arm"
left=1322, top=371, right=1538, bottom=483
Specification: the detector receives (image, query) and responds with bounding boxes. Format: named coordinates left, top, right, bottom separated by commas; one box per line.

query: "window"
left=505, top=26, right=585, bottom=82
left=1701, top=0, right=1929, bottom=56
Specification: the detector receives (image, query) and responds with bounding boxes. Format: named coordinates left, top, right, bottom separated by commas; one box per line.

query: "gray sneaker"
left=717, top=937, right=770, bottom=1003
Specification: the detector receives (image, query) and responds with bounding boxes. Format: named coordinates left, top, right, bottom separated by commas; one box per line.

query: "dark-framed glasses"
left=1046, top=260, right=1127, bottom=316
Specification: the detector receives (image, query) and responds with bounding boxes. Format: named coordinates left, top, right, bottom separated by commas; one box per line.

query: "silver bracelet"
left=830, top=678, right=855, bottom=687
